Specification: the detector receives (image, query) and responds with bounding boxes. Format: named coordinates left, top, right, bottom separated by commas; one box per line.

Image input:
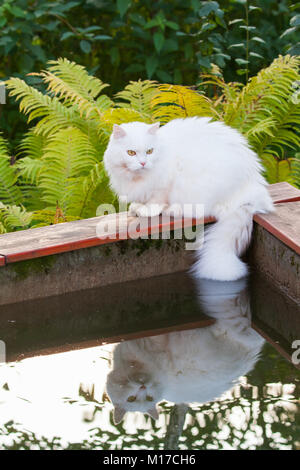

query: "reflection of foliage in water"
left=0, top=345, right=299, bottom=450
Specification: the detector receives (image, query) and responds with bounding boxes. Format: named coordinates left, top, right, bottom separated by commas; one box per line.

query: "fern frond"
left=291, top=152, right=300, bottom=188
left=6, top=77, right=84, bottom=137
left=0, top=202, right=32, bottom=231
left=39, top=127, right=99, bottom=215
left=151, top=84, right=218, bottom=123
left=40, top=58, right=111, bottom=119
left=115, top=80, right=157, bottom=120
left=16, top=157, right=44, bottom=185
left=224, top=55, right=300, bottom=157
left=0, top=135, right=22, bottom=205
left=17, top=131, right=47, bottom=159
left=101, top=107, right=149, bottom=127
left=261, top=155, right=295, bottom=184
left=78, top=162, right=108, bottom=218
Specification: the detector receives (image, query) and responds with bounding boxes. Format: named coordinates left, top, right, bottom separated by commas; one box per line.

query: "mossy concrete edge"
left=249, top=223, right=300, bottom=304
left=0, top=238, right=192, bottom=306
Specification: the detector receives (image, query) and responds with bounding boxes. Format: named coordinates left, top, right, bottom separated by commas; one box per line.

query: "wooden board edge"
left=254, top=213, right=300, bottom=256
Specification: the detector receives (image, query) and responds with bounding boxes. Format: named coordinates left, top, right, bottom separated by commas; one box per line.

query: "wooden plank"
left=268, top=182, right=300, bottom=203
left=254, top=201, right=300, bottom=255
left=0, top=212, right=214, bottom=265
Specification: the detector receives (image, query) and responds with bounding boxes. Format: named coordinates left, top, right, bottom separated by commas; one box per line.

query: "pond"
left=0, top=271, right=299, bottom=450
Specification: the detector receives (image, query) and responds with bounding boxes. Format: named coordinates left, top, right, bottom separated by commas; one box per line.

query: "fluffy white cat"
left=106, top=277, right=264, bottom=424
left=103, top=118, right=274, bottom=281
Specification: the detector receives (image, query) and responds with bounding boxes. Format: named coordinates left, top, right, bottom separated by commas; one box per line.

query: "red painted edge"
left=7, top=318, right=215, bottom=362
left=254, top=213, right=300, bottom=255
left=273, top=196, right=300, bottom=204
left=0, top=255, right=6, bottom=266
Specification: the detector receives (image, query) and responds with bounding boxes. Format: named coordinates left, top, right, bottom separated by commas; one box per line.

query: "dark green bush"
left=0, top=0, right=299, bottom=143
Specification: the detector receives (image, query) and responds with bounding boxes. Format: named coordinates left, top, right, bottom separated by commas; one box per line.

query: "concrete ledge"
left=0, top=238, right=194, bottom=306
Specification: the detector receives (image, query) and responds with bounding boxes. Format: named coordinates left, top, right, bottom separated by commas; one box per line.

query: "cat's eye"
left=127, top=395, right=136, bottom=402
left=146, top=395, right=154, bottom=402
left=127, top=150, right=136, bottom=156
left=146, top=148, right=154, bottom=155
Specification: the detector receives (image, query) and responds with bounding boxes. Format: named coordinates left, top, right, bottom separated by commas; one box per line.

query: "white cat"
left=106, top=277, right=264, bottom=424
left=103, top=118, right=274, bottom=280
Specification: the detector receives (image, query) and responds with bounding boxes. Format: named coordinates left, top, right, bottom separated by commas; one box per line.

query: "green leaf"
left=153, top=32, right=164, bottom=53
left=117, top=0, right=131, bottom=18
left=250, top=36, right=266, bottom=44
left=291, top=15, right=300, bottom=26
left=239, top=25, right=256, bottom=31
left=10, top=5, right=26, bottom=17
left=235, top=58, right=249, bottom=65
left=280, top=27, right=297, bottom=38
left=249, top=6, right=262, bottom=12
left=130, top=13, right=146, bottom=26
left=228, top=43, right=245, bottom=49
left=197, top=55, right=211, bottom=68
left=163, top=39, right=178, bottom=53
left=61, top=32, right=75, bottom=41
left=200, top=22, right=216, bottom=33
left=19, top=54, right=34, bottom=72
left=249, top=52, right=264, bottom=60
left=110, top=47, right=120, bottom=66
left=229, top=19, right=244, bottom=26
left=94, top=35, right=112, bottom=40
left=144, top=18, right=160, bottom=30
left=146, top=56, right=158, bottom=78
left=80, top=40, right=91, bottom=54
left=198, top=1, right=219, bottom=17
left=165, top=21, right=179, bottom=30
left=290, top=3, right=300, bottom=11
left=184, top=43, right=193, bottom=60
left=156, top=69, right=172, bottom=82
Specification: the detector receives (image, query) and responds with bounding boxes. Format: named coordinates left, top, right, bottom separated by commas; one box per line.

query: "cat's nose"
left=140, top=162, right=146, bottom=167
left=139, top=384, right=146, bottom=390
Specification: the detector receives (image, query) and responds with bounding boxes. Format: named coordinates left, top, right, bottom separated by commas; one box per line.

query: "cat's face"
left=108, top=122, right=161, bottom=173
left=106, top=360, right=163, bottom=424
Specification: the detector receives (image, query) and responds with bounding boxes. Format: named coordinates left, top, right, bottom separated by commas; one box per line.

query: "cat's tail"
left=191, top=205, right=254, bottom=281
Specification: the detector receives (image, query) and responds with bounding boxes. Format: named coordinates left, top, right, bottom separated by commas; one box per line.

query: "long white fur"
left=103, top=117, right=274, bottom=281
left=106, top=277, right=264, bottom=424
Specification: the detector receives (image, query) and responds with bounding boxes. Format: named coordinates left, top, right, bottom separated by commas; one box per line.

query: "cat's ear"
left=113, top=405, right=126, bottom=425
left=112, top=124, right=126, bottom=139
left=148, top=122, right=160, bottom=135
left=147, top=406, right=159, bottom=421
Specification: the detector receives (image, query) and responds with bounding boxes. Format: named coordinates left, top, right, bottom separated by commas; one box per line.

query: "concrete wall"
left=249, top=224, right=300, bottom=304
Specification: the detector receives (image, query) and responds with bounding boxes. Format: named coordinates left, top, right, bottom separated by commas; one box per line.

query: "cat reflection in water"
left=106, top=278, right=264, bottom=424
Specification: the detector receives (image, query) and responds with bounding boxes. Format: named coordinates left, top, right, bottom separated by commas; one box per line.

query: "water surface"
left=0, top=271, right=299, bottom=450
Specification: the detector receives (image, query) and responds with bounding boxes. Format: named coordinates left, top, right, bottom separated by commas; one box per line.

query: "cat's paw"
left=129, top=202, right=166, bottom=217
left=128, top=202, right=144, bottom=216
left=162, top=204, right=184, bottom=219
left=136, top=203, right=165, bottom=218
